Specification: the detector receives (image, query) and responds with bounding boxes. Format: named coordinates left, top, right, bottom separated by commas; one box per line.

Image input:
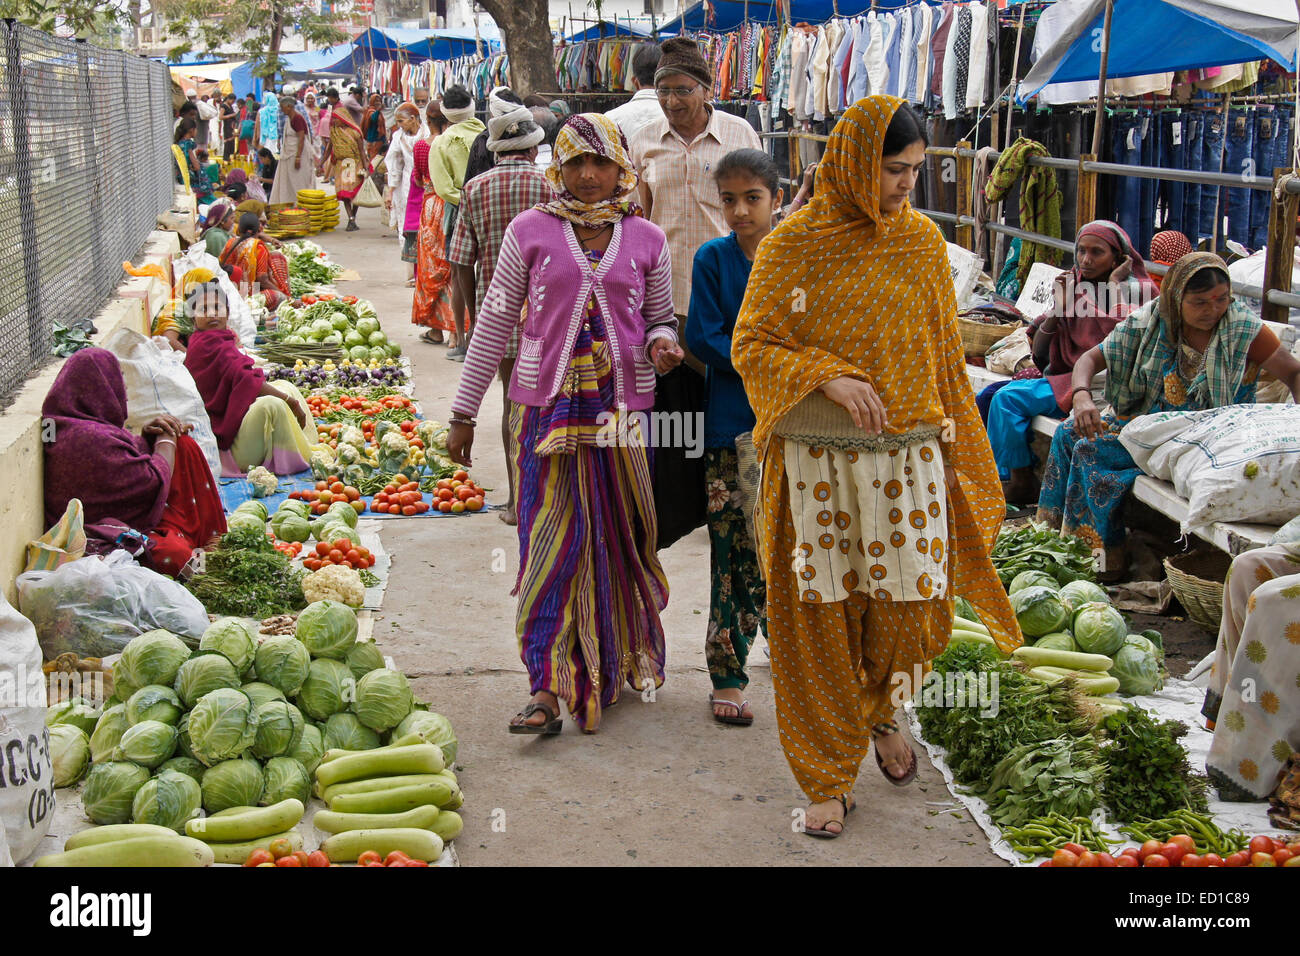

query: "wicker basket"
left=1163, top=550, right=1231, bottom=632
left=959, top=317, right=1019, bottom=357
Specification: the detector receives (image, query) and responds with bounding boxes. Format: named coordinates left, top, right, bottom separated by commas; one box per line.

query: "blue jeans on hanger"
left=1110, top=112, right=1142, bottom=246
left=1158, top=111, right=1185, bottom=237
left=1223, top=108, right=1256, bottom=247
left=1199, top=113, right=1226, bottom=244
left=1250, top=109, right=1281, bottom=250
left=1138, top=110, right=1161, bottom=255
left=1181, top=115, right=1204, bottom=242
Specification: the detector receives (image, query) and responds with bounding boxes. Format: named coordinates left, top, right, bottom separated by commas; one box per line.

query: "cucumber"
left=427, top=810, right=463, bottom=842
left=64, top=823, right=181, bottom=851
left=321, top=772, right=450, bottom=802
left=327, top=780, right=457, bottom=814
left=185, top=798, right=305, bottom=842
left=1012, top=645, right=1113, bottom=672
left=204, top=829, right=303, bottom=865
left=314, top=744, right=444, bottom=789
left=441, top=787, right=464, bottom=811
left=35, top=835, right=214, bottom=867
left=1027, top=667, right=1120, bottom=696
left=319, top=732, right=426, bottom=764
left=948, top=629, right=995, bottom=646
left=951, top=617, right=991, bottom=636
left=313, top=805, right=441, bottom=834
left=321, top=827, right=444, bottom=863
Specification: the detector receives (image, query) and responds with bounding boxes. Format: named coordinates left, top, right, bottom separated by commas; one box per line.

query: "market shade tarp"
left=402, top=28, right=503, bottom=61
left=564, top=20, right=654, bottom=42
left=279, top=44, right=356, bottom=77
left=659, top=0, right=915, bottom=33
left=169, top=60, right=243, bottom=83
left=331, top=26, right=502, bottom=72
left=1018, top=0, right=1299, bottom=103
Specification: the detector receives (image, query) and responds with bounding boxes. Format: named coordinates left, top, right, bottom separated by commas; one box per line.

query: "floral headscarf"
left=535, top=113, right=642, bottom=229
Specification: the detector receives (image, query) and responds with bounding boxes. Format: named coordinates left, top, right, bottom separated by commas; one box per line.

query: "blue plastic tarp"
left=565, top=20, right=655, bottom=42
left=1018, top=0, right=1299, bottom=103
left=230, top=62, right=261, bottom=100
left=278, top=44, right=356, bottom=76
left=659, top=0, right=908, bottom=33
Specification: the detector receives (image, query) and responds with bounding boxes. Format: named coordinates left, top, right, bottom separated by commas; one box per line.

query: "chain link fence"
left=0, top=21, right=174, bottom=406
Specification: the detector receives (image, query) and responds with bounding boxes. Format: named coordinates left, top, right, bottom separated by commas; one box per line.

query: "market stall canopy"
left=401, top=27, right=503, bottom=61
left=659, top=0, right=922, bottom=33
left=168, top=60, right=243, bottom=83
left=564, top=20, right=654, bottom=42
left=1018, top=0, right=1299, bottom=103
left=278, top=44, right=356, bottom=77
left=328, top=26, right=502, bottom=72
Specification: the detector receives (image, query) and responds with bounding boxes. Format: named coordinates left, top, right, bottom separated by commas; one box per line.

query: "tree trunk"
left=476, top=0, right=554, bottom=98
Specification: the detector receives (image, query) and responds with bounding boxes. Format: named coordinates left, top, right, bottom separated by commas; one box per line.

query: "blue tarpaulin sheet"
left=219, top=470, right=498, bottom=520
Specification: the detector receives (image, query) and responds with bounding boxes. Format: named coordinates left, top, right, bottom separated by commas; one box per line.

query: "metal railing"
left=0, top=21, right=174, bottom=405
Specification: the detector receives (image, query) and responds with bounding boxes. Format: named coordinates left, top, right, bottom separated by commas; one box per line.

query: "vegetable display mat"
left=903, top=679, right=1273, bottom=866
left=219, top=470, right=500, bottom=520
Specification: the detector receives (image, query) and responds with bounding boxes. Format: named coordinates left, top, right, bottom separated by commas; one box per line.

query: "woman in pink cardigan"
left=448, top=114, right=685, bottom=736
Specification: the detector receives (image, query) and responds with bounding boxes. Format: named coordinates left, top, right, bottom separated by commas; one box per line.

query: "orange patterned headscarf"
left=732, top=95, right=1020, bottom=653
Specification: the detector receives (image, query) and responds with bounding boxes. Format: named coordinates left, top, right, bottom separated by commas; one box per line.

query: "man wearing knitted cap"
left=430, top=84, right=486, bottom=361
left=446, top=105, right=550, bottom=524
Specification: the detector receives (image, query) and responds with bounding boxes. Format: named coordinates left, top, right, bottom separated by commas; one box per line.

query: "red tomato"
left=1076, top=851, right=1098, bottom=868
left=1095, top=853, right=1117, bottom=868
left=330, top=481, right=345, bottom=495
left=307, top=850, right=330, bottom=868
left=1202, top=853, right=1224, bottom=867
left=402, top=505, right=417, bottom=516
left=450, top=501, right=465, bottom=514
left=1273, top=848, right=1294, bottom=865
left=1180, top=854, right=1202, bottom=868
left=466, top=497, right=484, bottom=512
left=1120, top=847, right=1140, bottom=859
left=344, top=486, right=361, bottom=501
left=316, top=541, right=331, bottom=557
left=1168, top=834, right=1197, bottom=854
left=1249, top=835, right=1275, bottom=856
left=303, top=558, right=320, bottom=571
left=1251, top=852, right=1277, bottom=867
left=437, top=489, right=454, bottom=502
left=1038, top=860, right=1053, bottom=868
left=356, top=547, right=370, bottom=560
left=268, top=837, right=295, bottom=860
left=436, top=479, right=452, bottom=491
left=438, top=501, right=453, bottom=513
left=1051, top=849, right=1078, bottom=868
left=414, top=502, right=430, bottom=514
left=275, top=855, right=302, bottom=867
left=375, top=494, right=389, bottom=505
left=1143, top=854, right=1170, bottom=867
left=328, top=549, right=344, bottom=562
left=1224, top=852, right=1249, bottom=868
left=453, top=470, right=469, bottom=482
left=1115, top=854, right=1139, bottom=868
left=409, top=439, right=424, bottom=449
left=1271, top=837, right=1288, bottom=854
left=456, top=486, right=475, bottom=502
left=244, top=848, right=274, bottom=867
left=318, top=491, right=333, bottom=504
left=333, top=539, right=352, bottom=552
left=405, top=859, right=429, bottom=867
left=1138, top=840, right=1164, bottom=860
left=345, top=550, right=361, bottom=564
left=292, top=850, right=311, bottom=867
left=384, top=484, right=398, bottom=495
left=384, top=851, right=411, bottom=866
left=350, top=500, right=365, bottom=514
left=340, top=560, right=353, bottom=569
left=315, top=481, right=327, bottom=491
left=357, top=850, right=382, bottom=867
left=1158, top=843, right=1187, bottom=865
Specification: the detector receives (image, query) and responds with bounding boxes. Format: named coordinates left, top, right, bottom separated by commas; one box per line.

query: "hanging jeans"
left=1249, top=108, right=1292, bottom=250
left=1199, top=113, right=1226, bottom=244
left=1138, top=110, right=1161, bottom=255
left=1159, top=111, right=1186, bottom=238
left=1110, top=112, right=1143, bottom=249
left=1222, top=109, right=1256, bottom=247
left=1181, top=114, right=1204, bottom=242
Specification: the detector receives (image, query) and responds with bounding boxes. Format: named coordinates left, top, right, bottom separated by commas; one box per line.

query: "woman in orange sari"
left=220, top=212, right=292, bottom=310
left=411, top=101, right=454, bottom=343
left=321, top=91, right=368, bottom=231
left=733, top=97, right=1020, bottom=839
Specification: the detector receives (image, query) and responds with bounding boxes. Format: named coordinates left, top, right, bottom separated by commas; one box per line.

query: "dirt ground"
left=316, top=222, right=1002, bottom=866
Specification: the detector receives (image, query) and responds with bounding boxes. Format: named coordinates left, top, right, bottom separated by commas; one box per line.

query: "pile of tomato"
left=1042, top=834, right=1300, bottom=867
left=272, top=540, right=303, bottom=559
left=298, top=292, right=357, bottom=307
left=243, top=840, right=331, bottom=867
left=355, top=850, right=429, bottom=867
left=289, top=480, right=366, bottom=516
left=371, top=478, right=430, bottom=515
left=431, top=471, right=486, bottom=514
left=307, top=393, right=415, bottom=421
left=304, top=538, right=376, bottom=572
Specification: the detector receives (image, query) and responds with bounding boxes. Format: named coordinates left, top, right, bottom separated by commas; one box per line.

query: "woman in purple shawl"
left=42, top=348, right=226, bottom=575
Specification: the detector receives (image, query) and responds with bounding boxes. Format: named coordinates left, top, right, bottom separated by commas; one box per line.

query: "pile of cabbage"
left=273, top=298, right=401, bottom=366
left=1007, top=571, right=1165, bottom=696
left=47, top=603, right=458, bottom=832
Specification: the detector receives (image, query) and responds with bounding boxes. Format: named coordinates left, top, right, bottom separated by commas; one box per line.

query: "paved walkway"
left=315, top=221, right=1001, bottom=866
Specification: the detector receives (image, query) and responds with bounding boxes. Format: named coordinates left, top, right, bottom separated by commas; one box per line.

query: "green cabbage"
left=125, top=685, right=183, bottom=726
left=173, top=653, right=241, bottom=708
left=288, top=723, right=325, bottom=777
left=199, top=618, right=257, bottom=673
left=255, top=634, right=312, bottom=697
left=326, top=501, right=359, bottom=528
left=49, top=724, right=91, bottom=787
left=1072, top=602, right=1128, bottom=656
left=115, top=720, right=178, bottom=768
left=1112, top=643, right=1162, bottom=696
left=252, top=700, right=305, bottom=759
left=115, top=630, right=192, bottom=699
left=1059, top=579, right=1110, bottom=617
left=186, top=688, right=258, bottom=766
left=953, top=595, right=981, bottom=625
left=46, top=698, right=100, bottom=736
left=226, top=512, right=266, bottom=536
left=175, top=713, right=195, bottom=760
left=394, top=711, right=457, bottom=765
left=157, top=756, right=206, bottom=783
left=261, top=757, right=312, bottom=806
left=271, top=512, right=312, bottom=543
left=1034, top=632, right=1078, bottom=652
left=351, top=669, right=413, bottom=732
left=1010, top=585, right=1069, bottom=637
left=322, top=712, right=381, bottom=752
left=200, top=755, right=265, bottom=813
left=83, top=761, right=151, bottom=824
left=345, top=640, right=386, bottom=680
left=296, top=658, right=354, bottom=720
left=1008, top=570, right=1060, bottom=595
left=89, top=704, right=129, bottom=763
left=295, top=601, right=358, bottom=660
left=234, top=499, right=269, bottom=523
left=241, top=681, right=288, bottom=709
left=131, top=769, right=202, bottom=832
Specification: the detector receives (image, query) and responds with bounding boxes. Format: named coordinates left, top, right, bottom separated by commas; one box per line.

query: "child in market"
left=684, top=147, right=783, bottom=726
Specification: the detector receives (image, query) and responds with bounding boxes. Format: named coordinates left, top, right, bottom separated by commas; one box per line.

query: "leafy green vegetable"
left=186, top=527, right=307, bottom=619
left=980, top=736, right=1104, bottom=828
left=992, top=522, right=1098, bottom=588
left=1100, top=707, right=1208, bottom=821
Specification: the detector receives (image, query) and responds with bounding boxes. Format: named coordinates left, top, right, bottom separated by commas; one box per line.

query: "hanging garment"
left=865, top=12, right=889, bottom=97
left=914, top=3, right=934, bottom=105
left=966, top=3, right=989, bottom=111
left=930, top=3, right=955, bottom=99
left=942, top=5, right=962, bottom=119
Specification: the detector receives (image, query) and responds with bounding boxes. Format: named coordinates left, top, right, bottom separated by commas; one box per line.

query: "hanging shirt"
left=831, top=19, right=854, bottom=113
left=790, top=31, right=812, bottom=119
left=897, top=7, right=916, bottom=106
left=865, top=12, right=889, bottom=97
left=930, top=3, right=955, bottom=99
left=942, top=4, right=961, bottom=119
left=966, top=2, right=989, bottom=111
left=883, top=13, right=904, bottom=99
left=913, top=3, right=934, bottom=105
left=811, top=26, right=832, bottom=120
left=847, top=17, right=869, bottom=102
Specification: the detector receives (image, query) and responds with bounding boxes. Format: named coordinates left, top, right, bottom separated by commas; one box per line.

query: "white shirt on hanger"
left=865, top=12, right=888, bottom=97
left=913, top=3, right=933, bottom=105
left=942, top=4, right=961, bottom=119
left=965, top=2, right=989, bottom=110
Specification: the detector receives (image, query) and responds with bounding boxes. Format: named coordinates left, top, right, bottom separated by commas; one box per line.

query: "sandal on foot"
left=419, top=329, right=444, bottom=345
left=872, top=721, right=918, bottom=787
left=709, top=693, right=753, bottom=726
left=509, top=699, right=562, bottom=735
left=803, top=795, right=854, bottom=839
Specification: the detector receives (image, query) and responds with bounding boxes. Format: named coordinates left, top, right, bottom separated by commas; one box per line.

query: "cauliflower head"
left=301, top=564, right=365, bottom=607
left=247, top=466, right=279, bottom=498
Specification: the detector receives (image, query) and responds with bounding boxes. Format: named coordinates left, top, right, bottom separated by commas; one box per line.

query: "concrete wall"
left=0, top=190, right=194, bottom=604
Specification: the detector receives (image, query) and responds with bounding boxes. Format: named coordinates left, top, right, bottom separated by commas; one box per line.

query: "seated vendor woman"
left=988, top=220, right=1155, bottom=505
left=183, top=280, right=320, bottom=478
left=42, top=348, right=226, bottom=577
left=1036, top=253, right=1300, bottom=580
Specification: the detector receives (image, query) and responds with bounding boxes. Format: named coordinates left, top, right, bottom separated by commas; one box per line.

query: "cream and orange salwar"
left=732, top=96, right=1020, bottom=803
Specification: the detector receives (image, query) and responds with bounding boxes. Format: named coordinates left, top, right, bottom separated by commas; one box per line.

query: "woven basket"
left=1163, top=550, right=1231, bottom=632
left=959, top=317, right=1019, bottom=357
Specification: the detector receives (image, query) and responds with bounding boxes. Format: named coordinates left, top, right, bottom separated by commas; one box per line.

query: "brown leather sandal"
left=508, top=698, right=562, bottom=735
left=803, top=794, right=854, bottom=839
left=872, top=721, right=918, bottom=787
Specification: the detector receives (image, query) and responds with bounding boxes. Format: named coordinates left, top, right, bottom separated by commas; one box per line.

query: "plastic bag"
left=0, top=590, right=54, bottom=863
left=103, top=326, right=221, bottom=485
left=1270, top=513, right=1300, bottom=547
left=17, top=551, right=209, bottom=660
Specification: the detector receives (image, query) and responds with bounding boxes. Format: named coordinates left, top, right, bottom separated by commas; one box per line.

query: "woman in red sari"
left=320, top=90, right=368, bottom=231
left=220, top=212, right=292, bottom=309
left=42, top=348, right=226, bottom=577
left=411, top=101, right=455, bottom=343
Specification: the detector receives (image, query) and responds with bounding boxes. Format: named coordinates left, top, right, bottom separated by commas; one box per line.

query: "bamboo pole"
left=956, top=139, right=974, bottom=251
left=1262, top=167, right=1300, bottom=323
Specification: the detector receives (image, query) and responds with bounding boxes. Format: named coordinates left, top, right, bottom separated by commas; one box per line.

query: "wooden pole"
left=956, top=139, right=974, bottom=251
left=1077, top=0, right=1114, bottom=229
left=1090, top=0, right=1113, bottom=157
left=1261, top=168, right=1300, bottom=323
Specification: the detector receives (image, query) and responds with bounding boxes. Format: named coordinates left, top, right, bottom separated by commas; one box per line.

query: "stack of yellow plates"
left=297, top=189, right=327, bottom=234
left=267, top=204, right=312, bottom=238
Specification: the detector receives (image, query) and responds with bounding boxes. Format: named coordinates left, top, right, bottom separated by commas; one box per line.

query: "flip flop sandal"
left=419, top=330, right=444, bottom=345
left=803, top=795, right=854, bottom=840
left=508, top=699, right=562, bottom=735
left=872, top=722, right=919, bottom=787
left=709, top=693, right=754, bottom=726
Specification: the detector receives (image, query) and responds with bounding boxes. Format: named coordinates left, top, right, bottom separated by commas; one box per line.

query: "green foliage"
left=1101, top=707, right=1208, bottom=821
left=161, top=1, right=350, bottom=81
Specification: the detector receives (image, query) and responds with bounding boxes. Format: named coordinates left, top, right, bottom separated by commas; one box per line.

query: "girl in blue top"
left=686, top=148, right=782, bottom=727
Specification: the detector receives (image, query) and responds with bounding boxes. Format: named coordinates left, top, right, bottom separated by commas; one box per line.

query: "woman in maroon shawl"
left=988, top=220, right=1157, bottom=505
left=42, top=349, right=226, bottom=576
left=182, top=280, right=319, bottom=477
